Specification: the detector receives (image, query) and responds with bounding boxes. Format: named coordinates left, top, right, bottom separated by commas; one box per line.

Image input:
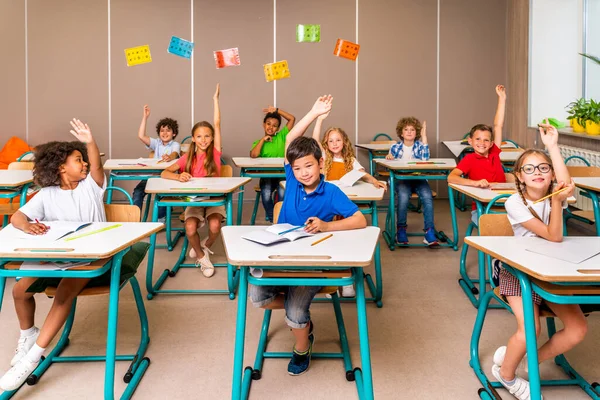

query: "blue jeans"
left=259, top=178, right=285, bottom=221
left=133, top=180, right=165, bottom=219
left=249, top=284, right=322, bottom=329
left=395, top=180, right=435, bottom=230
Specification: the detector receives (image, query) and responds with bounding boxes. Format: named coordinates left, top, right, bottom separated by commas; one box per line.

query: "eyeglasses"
left=520, top=163, right=552, bottom=174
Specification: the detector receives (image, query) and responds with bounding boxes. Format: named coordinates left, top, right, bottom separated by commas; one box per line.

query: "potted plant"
left=565, top=98, right=587, bottom=132
left=585, top=99, right=600, bottom=135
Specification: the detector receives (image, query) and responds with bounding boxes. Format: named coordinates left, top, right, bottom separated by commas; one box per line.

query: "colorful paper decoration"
left=125, top=45, right=152, bottom=67
left=214, top=47, right=241, bottom=69
left=263, top=60, right=290, bottom=82
left=296, top=24, right=321, bottom=43
left=168, top=36, right=194, bottom=59
left=333, top=39, right=360, bottom=61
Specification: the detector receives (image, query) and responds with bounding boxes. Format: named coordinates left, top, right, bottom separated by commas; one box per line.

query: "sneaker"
left=288, top=326, right=314, bottom=376
left=491, top=364, right=539, bottom=400
left=157, top=216, right=166, bottom=224
left=10, top=328, right=40, bottom=367
left=0, top=357, right=39, bottom=391
left=492, top=258, right=501, bottom=287
left=396, top=226, right=408, bottom=244
left=195, top=253, right=215, bottom=278
left=494, top=346, right=529, bottom=375
left=341, top=285, right=356, bottom=298
left=200, top=237, right=214, bottom=255
left=423, top=228, right=439, bottom=246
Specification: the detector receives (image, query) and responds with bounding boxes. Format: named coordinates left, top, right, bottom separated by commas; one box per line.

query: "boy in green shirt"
left=250, top=106, right=295, bottom=221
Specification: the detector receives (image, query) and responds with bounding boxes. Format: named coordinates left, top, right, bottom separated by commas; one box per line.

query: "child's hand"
left=554, top=179, right=575, bottom=202
left=385, top=153, right=395, bottom=160
left=304, top=217, right=328, bottom=234
left=213, top=83, right=220, bottom=100
left=421, top=120, right=427, bottom=138
left=262, top=105, right=277, bottom=114
left=474, top=179, right=490, bottom=188
left=178, top=172, right=192, bottom=182
left=496, top=84, right=506, bottom=100
left=264, top=135, right=272, bottom=142
left=310, top=95, right=333, bottom=117
left=317, top=111, right=331, bottom=121
left=69, top=119, right=93, bottom=143
left=161, top=154, right=171, bottom=162
left=538, top=120, right=559, bottom=149
left=24, top=222, right=49, bottom=235
left=373, top=180, right=387, bottom=190
left=143, top=105, right=151, bottom=119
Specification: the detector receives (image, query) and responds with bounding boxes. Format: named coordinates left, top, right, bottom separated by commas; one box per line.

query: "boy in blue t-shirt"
left=249, top=95, right=367, bottom=376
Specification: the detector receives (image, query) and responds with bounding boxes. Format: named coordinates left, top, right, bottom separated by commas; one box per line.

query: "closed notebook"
left=242, top=224, right=314, bottom=245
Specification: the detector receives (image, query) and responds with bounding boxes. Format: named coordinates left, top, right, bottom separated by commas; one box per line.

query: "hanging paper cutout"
left=333, top=39, right=360, bottom=61
left=263, top=60, right=290, bottom=82
left=296, top=24, right=321, bottom=43
left=125, top=45, right=152, bottom=67
left=214, top=47, right=241, bottom=69
left=168, top=36, right=194, bottom=59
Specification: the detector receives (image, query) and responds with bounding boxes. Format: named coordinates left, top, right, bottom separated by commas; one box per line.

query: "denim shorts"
left=249, top=284, right=322, bottom=329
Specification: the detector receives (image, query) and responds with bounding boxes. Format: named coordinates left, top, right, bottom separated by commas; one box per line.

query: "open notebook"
left=11, top=221, right=92, bottom=241
left=242, top=224, right=314, bottom=245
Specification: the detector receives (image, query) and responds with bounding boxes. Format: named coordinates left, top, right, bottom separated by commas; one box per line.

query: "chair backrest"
left=479, top=214, right=513, bottom=236
left=220, top=164, right=233, bottom=177
left=273, top=201, right=283, bottom=224
left=372, top=133, right=394, bottom=142
left=567, top=166, right=600, bottom=177
left=103, top=204, right=141, bottom=223
left=565, top=155, right=590, bottom=166
left=8, top=161, right=34, bottom=170
left=504, top=172, right=515, bottom=183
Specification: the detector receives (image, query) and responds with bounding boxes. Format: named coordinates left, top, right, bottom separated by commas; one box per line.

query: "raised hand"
left=317, top=111, right=331, bottom=121
left=69, top=118, right=93, bottom=143
left=421, top=120, right=427, bottom=138
left=262, top=105, right=277, bottom=114
left=496, top=85, right=506, bottom=100
left=143, top=105, right=151, bottom=119
left=310, top=95, right=333, bottom=117
left=539, top=119, right=559, bottom=149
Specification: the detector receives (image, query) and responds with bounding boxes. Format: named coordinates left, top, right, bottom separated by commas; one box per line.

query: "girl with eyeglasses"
left=490, top=123, right=586, bottom=400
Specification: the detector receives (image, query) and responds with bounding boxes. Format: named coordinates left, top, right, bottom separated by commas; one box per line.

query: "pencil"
left=532, top=186, right=570, bottom=204
left=311, top=233, right=333, bottom=246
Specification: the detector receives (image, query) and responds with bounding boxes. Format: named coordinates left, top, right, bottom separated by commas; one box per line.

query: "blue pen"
left=278, top=225, right=306, bottom=235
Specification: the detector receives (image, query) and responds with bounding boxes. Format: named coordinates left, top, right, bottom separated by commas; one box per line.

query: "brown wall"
left=2, top=0, right=514, bottom=199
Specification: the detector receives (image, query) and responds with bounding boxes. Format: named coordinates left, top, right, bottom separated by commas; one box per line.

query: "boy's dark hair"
left=263, top=112, right=281, bottom=126
left=156, top=118, right=179, bottom=137
left=286, top=137, right=322, bottom=165
left=396, top=117, right=422, bottom=141
left=33, top=141, right=89, bottom=187
left=469, top=124, right=494, bottom=139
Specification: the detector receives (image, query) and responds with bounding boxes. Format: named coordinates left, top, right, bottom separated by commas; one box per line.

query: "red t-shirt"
left=456, top=144, right=506, bottom=209
left=176, top=147, right=222, bottom=177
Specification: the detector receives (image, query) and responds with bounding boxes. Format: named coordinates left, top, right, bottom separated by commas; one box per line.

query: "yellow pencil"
left=533, top=186, right=570, bottom=204
left=311, top=233, right=333, bottom=246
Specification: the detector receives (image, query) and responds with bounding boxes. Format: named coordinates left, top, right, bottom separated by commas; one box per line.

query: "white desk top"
left=0, top=222, right=163, bottom=259
left=145, top=177, right=251, bottom=194
left=232, top=157, right=285, bottom=168
left=499, top=151, right=522, bottom=162
left=374, top=158, right=456, bottom=171
left=465, top=236, right=600, bottom=282
left=355, top=143, right=393, bottom=151
left=103, top=158, right=177, bottom=171
left=280, top=180, right=385, bottom=201
left=20, top=153, right=105, bottom=161
left=574, top=177, right=600, bottom=192
left=221, top=226, right=380, bottom=267
left=0, top=170, right=34, bottom=187
left=449, top=183, right=576, bottom=204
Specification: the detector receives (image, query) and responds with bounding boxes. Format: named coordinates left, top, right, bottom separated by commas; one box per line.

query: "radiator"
left=559, top=145, right=600, bottom=210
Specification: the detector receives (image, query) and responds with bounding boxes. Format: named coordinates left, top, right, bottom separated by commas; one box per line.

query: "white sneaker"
left=341, top=285, right=356, bottom=298
left=491, top=364, right=540, bottom=400
left=0, top=357, right=39, bottom=391
left=10, top=328, right=40, bottom=367
left=195, top=253, right=215, bottom=278
left=189, top=238, right=213, bottom=259
left=493, top=346, right=529, bottom=375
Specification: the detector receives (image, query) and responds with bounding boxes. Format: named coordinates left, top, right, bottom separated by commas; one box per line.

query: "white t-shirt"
left=19, top=173, right=107, bottom=222
left=505, top=193, right=567, bottom=237
left=400, top=145, right=414, bottom=160
left=332, top=156, right=364, bottom=171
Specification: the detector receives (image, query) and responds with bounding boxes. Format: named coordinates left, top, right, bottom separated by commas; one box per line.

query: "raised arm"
left=539, top=122, right=570, bottom=184
left=137, top=105, right=151, bottom=146
left=311, top=111, right=330, bottom=154
left=493, top=85, right=506, bottom=147
left=213, top=84, right=221, bottom=152
left=285, top=95, right=333, bottom=163
left=69, top=118, right=104, bottom=187
left=263, top=105, right=296, bottom=130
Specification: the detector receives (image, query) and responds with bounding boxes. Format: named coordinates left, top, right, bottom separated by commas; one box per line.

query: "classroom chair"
left=1, top=161, right=35, bottom=228
left=242, top=202, right=363, bottom=396
left=564, top=157, right=598, bottom=230
left=471, top=213, right=600, bottom=400
left=16, top=186, right=151, bottom=396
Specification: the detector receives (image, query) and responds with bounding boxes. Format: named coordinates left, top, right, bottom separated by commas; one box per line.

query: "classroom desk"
left=573, top=177, right=600, bottom=236
left=19, top=152, right=105, bottom=161
left=0, top=170, right=33, bottom=208
left=280, top=180, right=386, bottom=307
left=374, top=159, right=460, bottom=250
left=223, top=226, right=380, bottom=400
left=355, top=143, right=392, bottom=175
left=0, top=222, right=162, bottom=400
left=232, top=157, right=286, bottom=225
left=144, top=176, right=250, bottom=299
left=465, top=236, right=600, bottom=400
left=103, top=158, right=177, bottom=222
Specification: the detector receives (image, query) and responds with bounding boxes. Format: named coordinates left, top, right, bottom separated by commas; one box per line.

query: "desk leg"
left=142, top=193, right=152, bottom=222
left=19, top=184, right=30, bottom=207
left=237, top=170, right=246, bottom=225
left=226, top=193, right=237, bottom=300
left=446, top=186, right=460, bottom=250
left=0, top=276, right=5, bottom=311
left=382, top=173, right=396, bottom=250
left=354, top=267, right=374, bottom=400
left=589, top=191, right=600, bottom=236
left=232, top=267, right=249, bottom=400
left=364, top=201, right=383, bottom=307
left=104, top=251, right=124, bottom=400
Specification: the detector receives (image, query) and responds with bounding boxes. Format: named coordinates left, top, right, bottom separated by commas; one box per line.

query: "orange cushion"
left=0, top=137, right=32, bottom=170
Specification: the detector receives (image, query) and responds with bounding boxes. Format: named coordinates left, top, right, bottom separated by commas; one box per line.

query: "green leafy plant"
left=565, top=97, right=587, bottom=124
left=588, top=99, right=600, bottom=124
left=580, top=53, right=600, bottom=66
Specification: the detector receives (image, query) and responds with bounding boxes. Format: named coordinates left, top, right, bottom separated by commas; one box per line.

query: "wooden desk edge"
left=145, top=177, right=252, bottom=194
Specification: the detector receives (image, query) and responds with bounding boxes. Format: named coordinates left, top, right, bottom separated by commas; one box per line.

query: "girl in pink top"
left=161, top=84, right=223, bottom=277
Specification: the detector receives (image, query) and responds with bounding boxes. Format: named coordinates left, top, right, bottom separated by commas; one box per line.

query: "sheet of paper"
left=263, top=60, right=290, bottom=82
left=333, top=39, right=360, bottom=61
left=525, top=239, right=600, bottom=264
left=11, top=221, right=89, bottom=241
left=296, top=24, right=320, bottom=42
left=338, top=169, right=366, bottom=187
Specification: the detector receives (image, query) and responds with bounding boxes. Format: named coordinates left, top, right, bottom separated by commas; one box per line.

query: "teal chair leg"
left=250, top=191, right=261, bottom=225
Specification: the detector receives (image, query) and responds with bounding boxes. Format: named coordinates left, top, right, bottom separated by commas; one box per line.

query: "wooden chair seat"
left=572, top=210, right=596, bottom=223
left=376, top=171, right=390, bottom=177
left=567, top=166, right=600, bottom=178
left=531, top=279, right=600, bottom=296
left=0, top=203, right=20, bottom=216
left=255, top=185, right=261, bottom=192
